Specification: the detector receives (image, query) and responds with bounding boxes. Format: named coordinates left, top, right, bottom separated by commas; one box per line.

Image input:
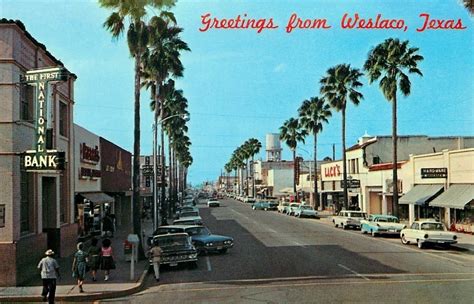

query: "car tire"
left=297, top=213, right=301, bottom=218
left=361, top=227, right=367, bottom=234
left=342, top=224, right=347, bottom=230
left=371, top=230, right=377, bottom=237
left=252, top=206, right=256, bottom=210
left=334, top=221, right=338, bottom=228
left=401, top=235, right=409, bottom=245
left=218, top=248, right=228, bottom=254
left=417, top=240, right=424, bottom=249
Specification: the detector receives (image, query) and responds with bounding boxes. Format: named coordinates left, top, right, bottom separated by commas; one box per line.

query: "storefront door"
left=42, top=177, right=60, bottom=255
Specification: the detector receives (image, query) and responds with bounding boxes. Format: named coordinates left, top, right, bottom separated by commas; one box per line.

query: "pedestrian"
left=37, top=249, right=60, bottom=304
left=148, top=244, right=163, bottom=282
left=72, top=242, right=88, bottom=293
left=103, top=213, right=114, bottom=237
left=87, top=237, right=101, bottom=281
left=100, top=238, right=114, bottom=281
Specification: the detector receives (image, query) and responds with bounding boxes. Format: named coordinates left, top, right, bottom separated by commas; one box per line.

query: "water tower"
left=266, top=133, right=282, bottom=161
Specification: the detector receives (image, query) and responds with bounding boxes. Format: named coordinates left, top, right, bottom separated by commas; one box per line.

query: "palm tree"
left=280, top=118, right=307, bottom=199
left=99, top=0, right=175, bottom=238
left=245, top=138, right=262, bottom=198
left=142, top=19, right=190, bottom=223
left=298, top=97, right=332, bottom=210
left=364, top=38, right=423, bottom=216
left=224, top=163, right=233, bottom=192
left=320, top=64, right=363, bottom=210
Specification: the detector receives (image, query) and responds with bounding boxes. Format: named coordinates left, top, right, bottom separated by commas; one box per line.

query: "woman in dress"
left=87, top=237, right=100, bottom=281
left=100, top=238, right=114, bottom=281
left=72, top=242, right=88, bottom=293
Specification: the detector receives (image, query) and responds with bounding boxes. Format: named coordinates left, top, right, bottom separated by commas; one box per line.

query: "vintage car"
left=360, top=214, right=406, bottom=236
left=207, top=198, right=220, bottom=207
left=149, top=233, right=198, bottom=268
left=277, top=202, right=289, bottom=213
left=285, top=203, right=301, bottom=216
left=294, top=205, right=318, bottom=218
left=243, top=196, right=256, bottom=204
left=173, top=216, right=203, bottom=226
left=152, top=225, right=233, bottom=254
left=400, top=220, right=458, bottom=249
left=252, top=201, right=278, bottom=211
left=332, top=210, right=367, bottom=230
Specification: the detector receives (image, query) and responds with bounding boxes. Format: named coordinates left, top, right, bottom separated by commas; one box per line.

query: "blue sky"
left=2, top=0, right=473, bottom=185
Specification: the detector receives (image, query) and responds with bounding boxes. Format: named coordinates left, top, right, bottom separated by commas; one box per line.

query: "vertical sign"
left=0, top=205, right=5, bottom=228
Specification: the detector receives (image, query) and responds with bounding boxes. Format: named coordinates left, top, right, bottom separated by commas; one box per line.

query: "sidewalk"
left=318, top=215, right=474, bottom=253
left=0, top=220, right=154, bottom=302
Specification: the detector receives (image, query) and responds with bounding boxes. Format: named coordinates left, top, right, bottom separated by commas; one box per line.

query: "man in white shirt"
left=37, top=249, right=60, bottom=303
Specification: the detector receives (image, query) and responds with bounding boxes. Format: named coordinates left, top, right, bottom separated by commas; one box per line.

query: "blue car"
left=360, top=214, right=406, bottom=237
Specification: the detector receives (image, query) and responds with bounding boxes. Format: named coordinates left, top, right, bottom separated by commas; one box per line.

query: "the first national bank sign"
left=21, top=67, right=68, bottom=172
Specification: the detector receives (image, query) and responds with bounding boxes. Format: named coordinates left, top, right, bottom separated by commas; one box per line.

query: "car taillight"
left=424, top=234, right=429, bottom=239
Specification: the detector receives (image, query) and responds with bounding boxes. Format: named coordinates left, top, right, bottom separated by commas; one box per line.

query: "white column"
left=382, top=194, right=388, bottom=215
left=409, top=204, right=415, bottom=225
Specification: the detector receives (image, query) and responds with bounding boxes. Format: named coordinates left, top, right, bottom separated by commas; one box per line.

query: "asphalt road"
left=100, top=198, right=474, bottom=303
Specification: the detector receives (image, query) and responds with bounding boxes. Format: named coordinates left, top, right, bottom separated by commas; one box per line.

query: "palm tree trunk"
left=392, top=94, right=399, bottom=216
left=132, top=53, right=142, bottom=237
left=160, top=122, right=166, bottom=223
left=314, top=132, right=319, bottom=210
left=293, top=149, right=297, bottom=201
left=252, top=156, right=255, bottom=198
left=168, top=137, right=172, bottom=218
left=342, top=106, right=348, bottom=210
left=246, top=159, right=249, bottom=196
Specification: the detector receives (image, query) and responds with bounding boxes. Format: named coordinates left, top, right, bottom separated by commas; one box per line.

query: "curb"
left=0, top=267, right=149, bottom=303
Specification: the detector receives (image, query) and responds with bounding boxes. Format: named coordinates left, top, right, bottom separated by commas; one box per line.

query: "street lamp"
left=152, top=113, right=189, bottom=231
left=298, top=147, right=316, bottom=208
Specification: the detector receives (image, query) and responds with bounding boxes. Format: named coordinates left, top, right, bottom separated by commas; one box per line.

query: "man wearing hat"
left=37, top=249, right=60, bottom=303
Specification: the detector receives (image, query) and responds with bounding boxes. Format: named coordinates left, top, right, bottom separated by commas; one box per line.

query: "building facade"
left=0, top=20, right=77, bottom=285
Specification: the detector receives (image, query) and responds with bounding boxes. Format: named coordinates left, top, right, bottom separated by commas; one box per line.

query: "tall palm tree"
left=298, top=97, right=332, bottom=210
left=279, top=118, right=307, bottom=199
left=364, top=38, right=423, bottom=216
left=99, top=0, right=175, bottom=237
left=320, top=64, right=363, bottom=210
left=224, top=163, right=233, bottom=192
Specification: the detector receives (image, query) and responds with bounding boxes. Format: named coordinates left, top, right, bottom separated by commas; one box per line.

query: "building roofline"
left=0, top=18, right=77, bottom=79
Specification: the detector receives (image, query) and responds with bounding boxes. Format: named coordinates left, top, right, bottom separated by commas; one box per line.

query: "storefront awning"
left=81, top=192, right=114, bottom=204
left=278, top=187, right=294, bottom=194
left=399, top=184, right=444, bottom=205
left=429, top=184, right=474, bottom=209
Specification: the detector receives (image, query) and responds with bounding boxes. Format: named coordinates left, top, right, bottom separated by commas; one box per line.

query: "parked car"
left=294, top=205, right=318, bottom=218
left=278, top=202, right=289, bottom=213
left=400, top=220, right=457, bottom=249
left=360, top=214, right=406, bottom=237
left=243, top=197, right=256, bottom=204
left=285, top=203, right=301, bottom=216
left=180, top=210, right=200, bottom=218
left=179, top=206, right=198, bottom=213
left=207, top=199, right=220, bottom=207
left=332, top=210, right=367, bottom=229
left=148, top=233, right=198, bottom=268
left=173, top=216, right=203, bottom=226
left=252, top=201, right=278, bottom=211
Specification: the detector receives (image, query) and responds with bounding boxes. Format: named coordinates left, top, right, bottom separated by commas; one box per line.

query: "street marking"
left=338, top=264, right=370, bottom=281
left=206, top=256, right=212, bottom=272
left=155, top=277, right=474, bottom=294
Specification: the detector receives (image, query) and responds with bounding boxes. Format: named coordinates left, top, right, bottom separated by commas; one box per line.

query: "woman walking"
left=100, top=238, right=114, bottom=281
left=87, top=237, right=100, bottom=281
left=72, top=242, right=88, bottom=293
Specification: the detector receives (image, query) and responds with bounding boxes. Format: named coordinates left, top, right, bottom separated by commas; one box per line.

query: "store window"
left=20, top=84, right=34, bottom=121
left=59, top=101, right=68, bottom=137
left=20, top=171, right=34, bottom=233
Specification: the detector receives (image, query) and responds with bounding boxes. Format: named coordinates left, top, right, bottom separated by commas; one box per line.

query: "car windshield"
left=350, top=213, right=366, bottom=218
left=181, top=207, right=195, bottom=212
left=377, top=217, right=399, bottom=223
left=421, top=223, right=445, bottom=231
left=186, top=227, right=211, bottom=236
left=301, top=206, right=312, bottom=210
left=156, top=227, right=183, bottom=235
left=282, top=203, right=289, bottom=206
left=153, top=235, right=188, bottom=247
left=181, top=211, right=199, bottom=217
left=290, top=204, right=299, bottom=207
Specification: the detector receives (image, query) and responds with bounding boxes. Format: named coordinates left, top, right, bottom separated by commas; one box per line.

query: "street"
left=100, top=198, right=474, bottom=303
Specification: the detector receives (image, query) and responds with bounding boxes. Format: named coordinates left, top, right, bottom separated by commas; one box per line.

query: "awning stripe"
left=81, top=192, right=114, bottom=204
left=430, top=184, right=474, bottom=209
left=399, top=184, right=444, bottom=205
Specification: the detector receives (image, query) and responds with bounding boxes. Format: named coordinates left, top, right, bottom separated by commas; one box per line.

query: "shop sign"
left=421, top=168, right=447, bottom=179
left=142, top=165, right=154, bottom=176
left=295, top=157, right=302, bottom=185
left=79, top=167, right=102, bottom=180
left=23, top=150, right=66, bottom=171
left=80, top=143, right=100, bottom=164
left=324, top=164, right=341, bottom=177
left=340, top=179, right=360, bottom=188
left=21, top=67, right=68, bottom=172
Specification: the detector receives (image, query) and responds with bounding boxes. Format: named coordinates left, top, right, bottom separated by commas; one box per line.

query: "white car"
left=207, top=199, right=220, bottom=207
left=360, top=214, right=406, bottom=237
left=400, top=220, right=457, bottom=249
left=332, top=210, right=367, bottom=230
